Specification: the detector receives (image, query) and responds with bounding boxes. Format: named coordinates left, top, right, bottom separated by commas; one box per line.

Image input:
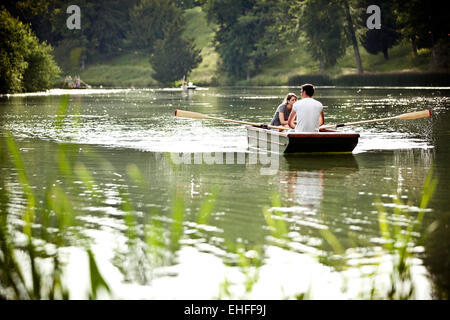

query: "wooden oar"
left=319, top=110, right=431, bottom=130
left=174, top=109, right=288, bottom=130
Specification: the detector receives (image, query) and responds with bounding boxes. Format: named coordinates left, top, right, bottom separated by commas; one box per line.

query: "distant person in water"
left=270, top=92, right=298, bottom=128
left=288, top=84, right=324, bottom=132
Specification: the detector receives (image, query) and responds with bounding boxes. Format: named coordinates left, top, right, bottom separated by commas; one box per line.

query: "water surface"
left=1, top=86, right=449, bottom=299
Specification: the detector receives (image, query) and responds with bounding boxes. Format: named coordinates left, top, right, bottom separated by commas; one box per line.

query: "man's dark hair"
left=301, top=84, right=315, bottom=97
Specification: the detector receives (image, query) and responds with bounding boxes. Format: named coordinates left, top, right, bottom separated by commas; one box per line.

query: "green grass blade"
left=196, top=187, right=219, bottom=225
left=87, top=249, right=111, bottom=299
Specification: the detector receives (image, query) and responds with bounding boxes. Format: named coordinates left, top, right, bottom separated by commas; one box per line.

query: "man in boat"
left=287, top=83, right=324, bottom=132
left=63, top=76, right=73, bottom=88
left=269, top=92, right=298, bottom=128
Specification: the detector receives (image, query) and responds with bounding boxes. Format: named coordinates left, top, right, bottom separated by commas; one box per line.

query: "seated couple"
left=270, top=84, right=324, bottom=132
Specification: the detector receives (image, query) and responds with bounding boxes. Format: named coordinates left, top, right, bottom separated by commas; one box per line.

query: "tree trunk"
left=343, top=0, right=363, bottom=74
left=319, top=60, right=325, bottom=73
left=411, top=36, right=418, bottom=57
left=383, top=47, right=389, bottom=60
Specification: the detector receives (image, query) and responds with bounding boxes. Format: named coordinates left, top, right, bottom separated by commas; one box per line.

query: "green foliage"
left=170, top=195, right=185, bottom=251
left=204, top=0, right=281, bottom=80
left=0, top=131, right=69, bottom=299
left=0, top=8, right=31, bottom=93
left=0, top=97, right=108, bottom=299
left=196, top=187, right=219, bottom=225
left=150, top=22, right=202, bottom=85
left=86, top=0, right=131, bottom=56
left=0, top=8, right=60, bottom=93
left=174, top=0, right=198, bottom=9
left=300, top=0, right=348, bottom=71
left=394, top=0, right=449, bottom=51
left=87, top=249, right=111, bottom=299
left=127, top=0, right=181, bottom=51
left=263, top=193, right=289, bottom=242
left=4, top=0, right=449, bottom=88
left=50, top=0, right=135, bottom=70
left=1, top=0, right=60, bottom=43
left=22, top=39, right=62, bottom=92
left=374, top=168, right=437, bottom=299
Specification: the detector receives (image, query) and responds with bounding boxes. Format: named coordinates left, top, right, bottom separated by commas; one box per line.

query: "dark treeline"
left=204, top=0, right=449, bottom=79
left=1, top=0, right=449, bottom=93
left=0, top=0, right=202, bottom=92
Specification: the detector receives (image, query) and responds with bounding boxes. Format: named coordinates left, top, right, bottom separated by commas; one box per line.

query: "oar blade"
left=396, top=110, right=431, bottom=120
left=174, top=109, right=209, bottom=120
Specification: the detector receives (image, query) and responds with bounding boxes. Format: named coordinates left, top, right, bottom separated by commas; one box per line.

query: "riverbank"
left=54, top=7, right=448, bottom=89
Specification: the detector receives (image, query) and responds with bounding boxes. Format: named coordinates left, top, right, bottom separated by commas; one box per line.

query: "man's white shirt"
left=292, top=97, right=323, bottom=132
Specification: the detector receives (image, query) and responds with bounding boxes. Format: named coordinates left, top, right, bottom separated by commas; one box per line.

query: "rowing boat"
left=246, top=125, right=360, bottom=154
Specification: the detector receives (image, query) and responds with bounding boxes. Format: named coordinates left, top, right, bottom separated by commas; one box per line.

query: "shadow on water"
left=282, top=153, right=359, bottom=171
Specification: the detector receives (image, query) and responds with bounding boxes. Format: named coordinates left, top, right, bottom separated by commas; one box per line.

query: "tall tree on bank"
left=127, top=0, right=180, bottom=51
left=0, top=8, right=60, bottom=93
left=149, top=20, right=202, bottom=85
left=343, top=0, right=363, bottom=73
left=204, top=0, right=278, bottom=80
left=300, top=0, right=348, bottom=71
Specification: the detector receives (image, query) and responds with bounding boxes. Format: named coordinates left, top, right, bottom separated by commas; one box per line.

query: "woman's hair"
left=283, top=92, right=298, bottom=105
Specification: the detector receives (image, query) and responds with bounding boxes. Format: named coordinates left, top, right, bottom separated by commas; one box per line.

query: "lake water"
left=0, top=86, right=449, bottom=299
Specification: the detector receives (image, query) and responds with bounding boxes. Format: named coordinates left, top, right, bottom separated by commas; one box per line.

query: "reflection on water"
left=292, top=170, right=324, bottom=208
left=1, top=87, right=449, bottom=299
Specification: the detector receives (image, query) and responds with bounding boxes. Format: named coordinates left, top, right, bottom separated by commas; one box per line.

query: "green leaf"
left=87, top=249, right=111, bottom=299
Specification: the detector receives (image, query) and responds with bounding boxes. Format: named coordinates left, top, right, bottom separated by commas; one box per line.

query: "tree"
left=0, top=8, right=60, bottom=94
left=204, top=0, right=279, bottom=80
left=22, top=39, right=62, bottom=92
left=127, top=0, right=180, bottom=51
left=48, top=0, right=134, bottom=67
left=343, top=0, right=363, bottom=73
left=394, top=0, right=449, bottom=66
left=149, top=23, right=202, bottom=85
left=300, top=0, right=348, bottom=71
left=357, top=0, right=401, bottom=60
left=174, top=0, right=198, bottom=9
left=1, top=0, right=60, bottom=43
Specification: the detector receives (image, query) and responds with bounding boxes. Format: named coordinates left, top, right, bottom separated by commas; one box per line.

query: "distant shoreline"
left=50, top=71, right=450, bottom=90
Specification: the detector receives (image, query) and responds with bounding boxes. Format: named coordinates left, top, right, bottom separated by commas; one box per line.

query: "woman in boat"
left=270, top=92, right=298, bottom=128
left=288, top=84, right=324, bottom=132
